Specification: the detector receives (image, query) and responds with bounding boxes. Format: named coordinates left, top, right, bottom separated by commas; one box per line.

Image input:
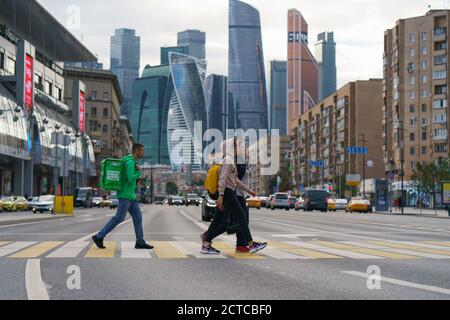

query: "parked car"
left=289, top=197, right=298, bottom=209
left=33, top=195, right=54, bottom=214
left=304, top=189, right=328, bottom=212
left=93, top=197, right=105, bottom=208
left=259, top=196, right=269, bottom=208
left=169, top=196, right=185, bottom=206
left=1, top=196, right=17, bottom=212
left=186, top=193, right=201, bottom=206
left=201, top=195, right=217, bottom=222
left=295, top=198, right=305, bottom=211
left=346, top=198, right=372, bottom=213
left=247, top=197, right=261, bottom=209
left=327, top=198, right=337, bottom=212
left=266, top=195, right=274, bottom=208
left=27, top=197, right=40, bottom=211
left=14, top=196, right=29, bottom=211
left=271, top=193, right=290, bottom=210
left=74, top=187, right=94, bottom=208
left=335, top=199, right=348, bottom=211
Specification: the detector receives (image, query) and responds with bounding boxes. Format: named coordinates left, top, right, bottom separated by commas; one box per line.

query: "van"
left=304, top=189, right=328, bottom=212
left=74, top=187, right=94, bottom=208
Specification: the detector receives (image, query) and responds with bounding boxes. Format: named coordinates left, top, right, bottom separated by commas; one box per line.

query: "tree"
left=166, top=182, right=179, bottom=195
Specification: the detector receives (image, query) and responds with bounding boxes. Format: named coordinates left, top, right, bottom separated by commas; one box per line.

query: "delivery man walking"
left=92, top=143, right=153, bottom=250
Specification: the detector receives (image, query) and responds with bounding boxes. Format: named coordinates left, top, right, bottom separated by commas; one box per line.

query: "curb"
left=374, top=211, right=450, bottom=219
left=0, top=215, right=73, bottom=226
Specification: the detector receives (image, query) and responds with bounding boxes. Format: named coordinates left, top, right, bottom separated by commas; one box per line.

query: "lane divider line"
left=25, top=259, right=50, bottom=300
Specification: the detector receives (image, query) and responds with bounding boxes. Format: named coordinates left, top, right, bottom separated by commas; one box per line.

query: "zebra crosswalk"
left=1, top=240, right=450, bottom=260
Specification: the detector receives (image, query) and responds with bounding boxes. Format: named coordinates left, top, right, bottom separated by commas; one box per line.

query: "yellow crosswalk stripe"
left=9, top=241, right=64, bottom=258
left=314, top=241, right=420, bottom=260
left=213, top=242, right=265, bottom=260
left=0, top=241, right=11, bottom=247
left=269, top=241, right=342, bottom=259
left=85, top=242, right=116, bottom=258
left=423, top=242, right=450, bottom=248
left=150, top=241, right=188, bottom=259
left=370, top=241, right=450, bottom=256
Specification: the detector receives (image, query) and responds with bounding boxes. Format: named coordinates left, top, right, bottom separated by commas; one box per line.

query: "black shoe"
left=92, top=235, right=106, bottom=249
left=135, top=241, right=154, bottom=250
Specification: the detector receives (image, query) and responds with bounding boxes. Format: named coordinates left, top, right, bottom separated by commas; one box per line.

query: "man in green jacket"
left=93, top=143, right=153, bottom=250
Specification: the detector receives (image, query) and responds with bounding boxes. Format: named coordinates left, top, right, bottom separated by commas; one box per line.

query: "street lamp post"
left=395, top=119, right=405, bottom=215
left=358, top=134, right=368, bottom=199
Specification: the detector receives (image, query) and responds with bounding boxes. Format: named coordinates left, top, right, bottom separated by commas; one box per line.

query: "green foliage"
left=166, top=181, right=179, bottom=195
left=412, top=157, right=450, bottom=193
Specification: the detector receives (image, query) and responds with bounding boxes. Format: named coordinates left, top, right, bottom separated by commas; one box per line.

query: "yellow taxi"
left=1, top=196, right=18, bottom=212
left=247, top=197, right=262, bottom=209
left=327, top=198, right=337, bottom=212
left=346, top=198, right=372, bottom=213
left=14, top=196, right=29, bottom=211
left=0, top=197, right=3, bottom=212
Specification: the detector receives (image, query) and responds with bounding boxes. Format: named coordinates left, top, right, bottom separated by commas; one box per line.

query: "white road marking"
left=271, top=234, right=318, bottom=239
left=74, top=218, right=133, bottom=242
left=341, top=241, right=450, bottom=259
left=286, top=241, right=384, bottom=259
left=46, top=241, right=90, bottom=258
left=179, top=210, right=208, bottom=231
left=260, top=247, right=311, bottom=260
left=120, top=242, right=152, bottom=259
left=25, top=259, right=50, bottom=300
left=171, top=241, right=227, bottom=259
left=0, top=242, right=37, bottom=257
left=342, top=271, right=450, bottom=296
left=397, top=241, right=450, bottom=251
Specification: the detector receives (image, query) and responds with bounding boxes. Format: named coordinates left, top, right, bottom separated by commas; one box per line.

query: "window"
left=434, top=129, right=448, bottom=140
left=90, top=121, right=98, bottom=132
left=34, top=73, right=43, bottom=90
left=103, top=92, right=108, bottom=100
left=409, top=104, right=415, bottom=113
left=91, top=91, right=97, bottom=99
left=421, top=75, right=428, bottom=83
left=410, top=133, right=416, bottom=141
left=421, top=32, right=428, bottom=41
left=409, top=90, right=415, bottom=99
left=421, top=90, right=428, bottom=98
left=91, top=107, right=97, bottom=117
left=409, top=48, right=416, bottom=57
left=435, top=85, right=447, bottom=95
left=409, top=76, right=415, bottom=85
left=421, top=118, right=428, bottom=126
left=6, top=57, right=15, bottom=74
left=433, top=69, right=447, bottom=79
left=44, top=80, right=52, bottom=96
left=103, top=108, right=108, bottom=117
left=409, top=33, right=416, bottom=43
left=433, top=113, right=447, bottom=123
left=410, top=147, right=416, bottom=155
left=421, top=47, right=428, bottom=55
left=422, top=132, right=427, bottom=140
left=435, top=143, right=448, bottom=153
left=103, top=125, right=108, bottom=133
left=435, top=41, right=447, bottom=50
left=408, top=63, right=415, bottom=72
left=421, top=60, right=428, bottom=69
left=410, top=117, right=417, bottom=127
left=434, top=27, right=447, bottom=36
left=433, top=99, right=447, bottom=109
left=55, top=87, right=62, bottom=101
left=0, top=51, right=4, bottom=70
left=422, top=146, right=427, bottom=155
left=421, top=104, right=427, bottom=112
left=434, top=55, right=447, bottom=65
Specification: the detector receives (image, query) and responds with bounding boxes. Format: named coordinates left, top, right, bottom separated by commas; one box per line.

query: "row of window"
left=89, top=122, right=109, bottom=134
left=89, top=91, right=109, bottom=100
left=409, top=28, right=447, bottom=44
left=91, top=107, right=109, bottom=117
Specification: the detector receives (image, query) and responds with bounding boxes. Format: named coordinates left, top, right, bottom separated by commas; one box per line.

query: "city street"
left=1, top=205, right=450, bottom=300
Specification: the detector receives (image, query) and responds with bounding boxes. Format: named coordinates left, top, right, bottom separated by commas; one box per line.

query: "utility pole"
left=358, top=133, right=369, bottom=198
left=396, top=120, right=405, bottom=215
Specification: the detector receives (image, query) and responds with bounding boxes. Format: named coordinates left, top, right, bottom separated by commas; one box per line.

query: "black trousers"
left=205, top=189, right=252, bottom=245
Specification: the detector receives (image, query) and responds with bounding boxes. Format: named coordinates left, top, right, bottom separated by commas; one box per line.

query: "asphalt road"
left=1, top=205, right=450, bottom=300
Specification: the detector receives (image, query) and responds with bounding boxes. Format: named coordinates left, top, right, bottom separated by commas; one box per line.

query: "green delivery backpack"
left=99, top=158, right=128, bottom=192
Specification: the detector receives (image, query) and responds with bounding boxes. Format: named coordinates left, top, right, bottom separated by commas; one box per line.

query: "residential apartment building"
left=383, top=10, right=450, bottom=181
left=291, top=80, right=385, bottom=193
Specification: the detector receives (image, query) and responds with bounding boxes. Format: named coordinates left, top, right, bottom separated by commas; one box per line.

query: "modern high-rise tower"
left=204, top=74, right=228, bottom=136
left=287, top=9, right=319, bottom=133
left=110, top=28, right=141, bottom=118
left=270, top=60, right=288, bottom=135
left=315, top=31, right=337, bottom=100
left=228, top=0, right=268, bottom=131
left=177, top=30, right=206, bottom=60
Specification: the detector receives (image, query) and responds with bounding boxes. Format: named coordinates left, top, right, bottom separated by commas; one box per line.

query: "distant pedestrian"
left=393, top=198, right=399, bottom=212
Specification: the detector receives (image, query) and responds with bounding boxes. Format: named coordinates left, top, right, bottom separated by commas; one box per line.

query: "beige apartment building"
left=383, top=10, right=450, bottom=180
left=291, top=80, right=385, bottom=193
left=64, top=67, right=132, bottom=184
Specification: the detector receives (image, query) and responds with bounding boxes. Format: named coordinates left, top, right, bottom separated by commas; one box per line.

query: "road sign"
left=346, top=174, right=361, bottom=186
left=347, top=146, right=369, bottom=155
left=309, top=160, right=324, bottom=168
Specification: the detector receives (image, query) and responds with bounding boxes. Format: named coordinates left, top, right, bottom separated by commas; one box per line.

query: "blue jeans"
left=97, top=199, right=144, bottom=241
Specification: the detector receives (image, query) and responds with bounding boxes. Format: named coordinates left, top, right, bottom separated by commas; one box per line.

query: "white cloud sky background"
left=40, top=0, right=447, bottom=88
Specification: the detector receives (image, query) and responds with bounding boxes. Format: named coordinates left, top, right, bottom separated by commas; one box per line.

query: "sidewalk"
left=376, top=207, right=450, bottom=218
left=0, top=211, right=73, bottom=226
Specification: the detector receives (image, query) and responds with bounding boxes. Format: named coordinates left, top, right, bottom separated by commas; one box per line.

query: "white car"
left=335, top=199, right=348, bottom=211
left=27, top=197, right=40, bottom=211
left=295, top=198, right=305, bottom=211
left=33, top=195, right=55, bottom=214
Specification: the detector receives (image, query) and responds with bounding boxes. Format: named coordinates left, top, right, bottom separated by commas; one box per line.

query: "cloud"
left=39, top=0, right=439, bottom=87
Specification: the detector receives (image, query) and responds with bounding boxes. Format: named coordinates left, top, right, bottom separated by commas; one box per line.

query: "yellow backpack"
left=205, top=164, right=222, bottom=200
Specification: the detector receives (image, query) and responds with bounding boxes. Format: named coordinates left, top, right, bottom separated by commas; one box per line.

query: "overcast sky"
left=40, top=0, right=447, bottom=87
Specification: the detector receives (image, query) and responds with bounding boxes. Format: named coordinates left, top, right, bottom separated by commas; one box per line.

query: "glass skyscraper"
left=177, top=30, right=206, bottom=60
left=315, top=31, right=337, bottom=101
left=131, top=65, right=172, bottom=166
left=110, top=28, right=141, bottom=118
left=160, top=46, right=188, bottom=65
left=228, top=0, right=268, bottom=131
left=204, top=74, right=228, bottom=136
left=270, top=60, right=287, bottom=136
left=167, top=52, right=207, bottom=171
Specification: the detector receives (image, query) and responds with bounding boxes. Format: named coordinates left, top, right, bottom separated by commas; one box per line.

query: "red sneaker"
left=235, top=246, right=250, bottom=253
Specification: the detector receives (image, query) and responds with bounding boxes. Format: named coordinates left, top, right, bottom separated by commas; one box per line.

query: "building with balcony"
left=383, top=10, right=450, bottom=181
left=291, top=80, right=384, bottom=195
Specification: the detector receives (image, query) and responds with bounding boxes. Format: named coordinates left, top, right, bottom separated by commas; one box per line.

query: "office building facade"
left=110, top=28, right=140, bottom=118
left=160, top=46, right=188, bottom=65
left=177, top=30, right=206, bottom=60
left=228, top=0, right=268, bottom=131
left=270, top=60, right=288, bottom=135
left=315, top=31, right=337, bottom=100
left=204, top=74, right=228, bottom=135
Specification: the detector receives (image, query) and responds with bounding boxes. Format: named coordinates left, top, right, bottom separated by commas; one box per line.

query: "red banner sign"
left=25, top=54, right=33, bottom=113
left=79, top=90, right=85, bottom=132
